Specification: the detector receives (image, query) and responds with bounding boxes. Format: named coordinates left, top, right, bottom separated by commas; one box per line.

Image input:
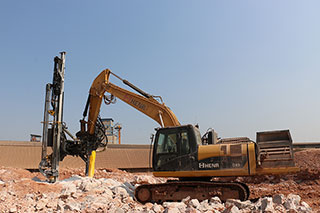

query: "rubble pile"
left=0, top=174, right=312, bottom=212
left=0, top=149, right=319, bottom=212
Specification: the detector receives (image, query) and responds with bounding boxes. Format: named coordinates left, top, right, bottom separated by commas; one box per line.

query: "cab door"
left=176, top=130, right=197, bottom=171
left=153, top=131, right=179, bottom=171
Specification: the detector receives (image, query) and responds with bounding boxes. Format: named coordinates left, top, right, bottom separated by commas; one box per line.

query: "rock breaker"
left=39, top=52, right=107, bottom=182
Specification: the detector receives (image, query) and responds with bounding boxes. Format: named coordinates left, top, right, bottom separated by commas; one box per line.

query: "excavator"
left=40, top=53, right=299, bottom=203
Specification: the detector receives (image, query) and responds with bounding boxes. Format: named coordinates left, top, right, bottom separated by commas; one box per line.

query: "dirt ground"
left=256, top=149, right=320, bottom=211
left=218, top=149, right=320, bottom=211
left=0, top=149, right=319, bottom=211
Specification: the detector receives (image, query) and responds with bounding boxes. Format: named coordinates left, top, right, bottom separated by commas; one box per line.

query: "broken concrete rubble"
left=2, top=174, right=313, bottom=212
left=261, top=197, right=274, bottom=212
left=272, top=193, right=285, bottom=205
left=0, top=165, right=317, bottom=212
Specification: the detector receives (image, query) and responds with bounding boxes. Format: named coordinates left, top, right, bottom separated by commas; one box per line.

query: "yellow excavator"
left=80, top=69, right=299, bottom=203
left=40, top=53, right=298, bottom=202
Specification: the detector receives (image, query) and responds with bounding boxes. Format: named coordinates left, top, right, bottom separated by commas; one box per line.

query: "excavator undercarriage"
left=135, top=181, right=249, bottom=204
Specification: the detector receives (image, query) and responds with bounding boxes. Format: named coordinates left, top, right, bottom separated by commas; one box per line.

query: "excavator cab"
left=153, top=125, right=201, bottom=172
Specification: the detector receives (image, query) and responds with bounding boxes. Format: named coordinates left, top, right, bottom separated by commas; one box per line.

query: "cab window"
left=156, top=133, right=177, bottom=153
left=180, top=132, right=190, bottom=155
left=155, top=131, right=190, bottom=155
left=194, top=128, right=202, bottom=145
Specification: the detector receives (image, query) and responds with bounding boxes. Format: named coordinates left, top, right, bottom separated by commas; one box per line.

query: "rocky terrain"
left=0, top=149, right=319, bottom=212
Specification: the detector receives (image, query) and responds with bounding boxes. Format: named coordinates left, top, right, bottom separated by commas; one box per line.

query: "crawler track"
left=135, top=181, right=249, bottom=204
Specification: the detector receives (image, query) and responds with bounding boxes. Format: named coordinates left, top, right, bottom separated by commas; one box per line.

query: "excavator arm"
left=84, top=69, right=180, bottom=133
left=80, top=69, right=180, bottom=177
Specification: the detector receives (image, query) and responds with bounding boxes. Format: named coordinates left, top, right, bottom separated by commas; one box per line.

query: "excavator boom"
left=80, top=69, right=180, bottom=177
left=86, top=69, right=180, bottom=134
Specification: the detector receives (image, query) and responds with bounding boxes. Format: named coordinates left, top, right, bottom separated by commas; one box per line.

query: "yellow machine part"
left=88, top=151, right=96, bottom=178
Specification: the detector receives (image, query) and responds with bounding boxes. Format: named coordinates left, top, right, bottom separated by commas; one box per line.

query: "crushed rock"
left=0, top=172, right=314, bottom=212
left=0, top=149, right=319, bottom=211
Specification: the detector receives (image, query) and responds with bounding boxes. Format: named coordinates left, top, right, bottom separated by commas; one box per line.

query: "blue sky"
left=0, top=1, right=319, bottom=143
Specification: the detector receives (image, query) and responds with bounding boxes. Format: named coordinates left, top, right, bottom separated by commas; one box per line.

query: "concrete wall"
left=0, top=141, right=152, bottom=170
